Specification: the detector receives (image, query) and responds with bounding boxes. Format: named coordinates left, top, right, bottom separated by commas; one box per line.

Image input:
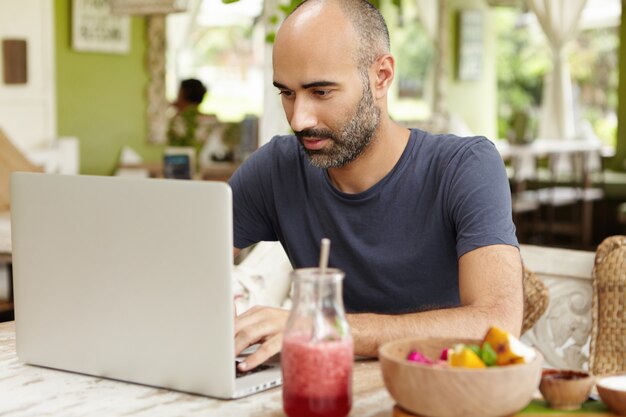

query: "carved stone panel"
left=522, top=276, right=593, bottom=371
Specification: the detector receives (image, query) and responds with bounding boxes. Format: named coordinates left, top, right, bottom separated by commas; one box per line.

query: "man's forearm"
left=347, top=303, right=520, bottom=357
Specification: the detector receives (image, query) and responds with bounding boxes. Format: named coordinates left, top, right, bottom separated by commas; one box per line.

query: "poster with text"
left=456, top=10, right=484, bottom=81
left=72, top=0, right=130, bottom=54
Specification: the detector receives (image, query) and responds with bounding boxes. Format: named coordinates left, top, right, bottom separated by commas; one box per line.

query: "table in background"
left=495, top=139, right=612, bottom=248
left=117, top=162, right=239, bottom=182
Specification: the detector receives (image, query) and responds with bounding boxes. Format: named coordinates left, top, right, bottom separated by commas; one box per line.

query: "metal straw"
left=313, top=238, right=331, bottom=342
left=319, top=238, right=330, bottom=274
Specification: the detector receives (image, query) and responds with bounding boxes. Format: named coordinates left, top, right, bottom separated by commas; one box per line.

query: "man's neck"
left=327, top=120, right=410, bottom=194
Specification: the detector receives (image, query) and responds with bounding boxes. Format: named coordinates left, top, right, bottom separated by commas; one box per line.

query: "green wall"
left=446, top=0, right=497, bottom=140
left=55, top=0, right=163, bottom=175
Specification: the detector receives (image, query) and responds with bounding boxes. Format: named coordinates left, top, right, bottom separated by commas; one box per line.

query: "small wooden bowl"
left=597, top=374, right=626, bottom=416
left=379, top=338, right=543, bottom=417
left=539, top=369, right=594, bottom=410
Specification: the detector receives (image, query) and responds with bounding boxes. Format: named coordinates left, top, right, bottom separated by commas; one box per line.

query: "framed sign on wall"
left=456, top=9, right=484, bottom=81
left=72, top=0, right=131, bottom=54
left=2, top=39, right=28, bottom=84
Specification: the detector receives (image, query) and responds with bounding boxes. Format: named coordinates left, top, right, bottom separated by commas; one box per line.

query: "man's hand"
left=234, top=305, right=289, bottom=371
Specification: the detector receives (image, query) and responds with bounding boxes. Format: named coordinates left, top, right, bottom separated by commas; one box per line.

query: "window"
left=167, top=0, right=264, bottom=122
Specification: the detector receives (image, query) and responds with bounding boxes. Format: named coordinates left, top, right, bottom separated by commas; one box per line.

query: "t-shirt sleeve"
left=446, top=138, right=518, bottom=258
left=228, top=139, right=279, bottom=249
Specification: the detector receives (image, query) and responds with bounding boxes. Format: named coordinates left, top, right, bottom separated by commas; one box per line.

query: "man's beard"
left=295, top=79, right=381, bottom=169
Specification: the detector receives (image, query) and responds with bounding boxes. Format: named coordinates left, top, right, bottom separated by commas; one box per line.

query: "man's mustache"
left=295, top=129, right=337, bottom=141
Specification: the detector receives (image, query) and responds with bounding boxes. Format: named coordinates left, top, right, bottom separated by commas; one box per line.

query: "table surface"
left=0, top=321, right=619, bottom=417
left=0, top=321, right=394, bottom=417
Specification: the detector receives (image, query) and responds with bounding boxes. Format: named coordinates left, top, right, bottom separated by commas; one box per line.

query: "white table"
left=0, top=321, right=395, bottom=417
left=495, top=138, right=613, bottom=160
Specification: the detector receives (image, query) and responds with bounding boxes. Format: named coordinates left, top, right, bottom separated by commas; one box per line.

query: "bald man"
left=230, top=0, right=523, bottom=372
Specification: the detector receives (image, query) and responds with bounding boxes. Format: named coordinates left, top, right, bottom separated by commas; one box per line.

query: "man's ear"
left=373, top=54, right=395, bottom=100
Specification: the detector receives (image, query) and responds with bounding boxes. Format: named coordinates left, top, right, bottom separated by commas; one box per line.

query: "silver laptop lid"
left=11, top=173, right=236, bottom=398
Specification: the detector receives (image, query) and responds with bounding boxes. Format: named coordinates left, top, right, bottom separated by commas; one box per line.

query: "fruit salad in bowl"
left=405, top=327, right=537, bottom=368
left=379, top=327, right=542, bottom=417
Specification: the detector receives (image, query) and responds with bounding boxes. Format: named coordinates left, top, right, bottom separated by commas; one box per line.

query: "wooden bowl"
left=379, top=338, right=543, bottom=417
left=597, top=374, right=626, bottom=416
left=538, top=369, right=594, bottom=410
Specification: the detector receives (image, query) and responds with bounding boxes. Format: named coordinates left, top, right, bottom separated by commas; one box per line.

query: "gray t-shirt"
left=229, top=129, right=518, bottom=314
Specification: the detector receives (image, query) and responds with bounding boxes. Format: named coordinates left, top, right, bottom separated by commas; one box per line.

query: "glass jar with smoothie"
left=281, top=267, right=353, bottom=417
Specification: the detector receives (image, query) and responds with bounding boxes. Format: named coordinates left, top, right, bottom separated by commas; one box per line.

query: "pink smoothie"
left=282, top=334, right=353, bottom=417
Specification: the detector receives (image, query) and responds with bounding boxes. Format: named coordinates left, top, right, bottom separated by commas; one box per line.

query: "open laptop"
left=10, top=172, right=281, bottom=399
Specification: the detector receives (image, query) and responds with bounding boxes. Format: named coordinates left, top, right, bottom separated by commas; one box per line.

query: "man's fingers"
left=234, top=309, right=286, bottom=355
left=235, top=307, right=288, bottom=354
left=234, top=325, right=267, bottom=356
left=237, top=335, right=282, bottom=371
left=234, top=306, right=289, bottom=370
left=234, top=305, right=266, bottom=333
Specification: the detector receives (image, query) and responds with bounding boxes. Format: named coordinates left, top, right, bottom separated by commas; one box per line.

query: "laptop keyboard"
left=235, top=360, right=273, bottom=378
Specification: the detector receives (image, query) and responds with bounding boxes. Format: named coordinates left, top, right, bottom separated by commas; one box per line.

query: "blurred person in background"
left=167, top=78, right=225, bottom=159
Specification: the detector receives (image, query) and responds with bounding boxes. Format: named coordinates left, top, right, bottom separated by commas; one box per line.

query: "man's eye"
left=278, top=90, right=293, bottom=97
left=314, top=90, right=330, bottom=96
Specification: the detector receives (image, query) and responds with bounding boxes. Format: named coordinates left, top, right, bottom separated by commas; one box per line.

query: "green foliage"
left=219, top=0, right=300, bottom=42
left=495, top=8, right=549, bottom=140
left=571, top=27, right=619, bottom=147
left=167, top=107, right=200, bottom=147
left=264, top=0, right=301, bottom=43
left=278, top=1, right=300, bottom=15
left=495, top=8, right=619, bottom=147
left=190, top=23, right=262, bottom=121
left=394, top=18, right=433, bottom=98
left=193, top=25, right=254, bottom=71
left=222, top=122, right=243, bottom=147
left=220, top=0, right=397, bottom=44
left=221, top=0, right=388, bottom=8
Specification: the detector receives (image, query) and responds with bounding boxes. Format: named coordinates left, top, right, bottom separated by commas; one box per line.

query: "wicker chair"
left=590, top=235, right=626, bottom=376
left=521, top=265, right=549, bottom=335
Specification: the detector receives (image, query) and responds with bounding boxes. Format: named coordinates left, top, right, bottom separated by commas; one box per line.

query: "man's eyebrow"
left=273, top=81, right=289, bottom=90
left=272, top=81, right=339, bottom=90
left=302, top=81, right=338, bottom=89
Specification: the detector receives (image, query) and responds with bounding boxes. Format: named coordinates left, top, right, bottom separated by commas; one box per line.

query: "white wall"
left=0, top=0, right=56, bottom=152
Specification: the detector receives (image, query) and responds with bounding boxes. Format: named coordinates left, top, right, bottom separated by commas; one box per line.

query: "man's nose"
left=289, top=97, right=317, bottom=133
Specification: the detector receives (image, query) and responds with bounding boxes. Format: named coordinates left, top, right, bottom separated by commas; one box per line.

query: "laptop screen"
left=10, top=173, right=241, bottom=398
